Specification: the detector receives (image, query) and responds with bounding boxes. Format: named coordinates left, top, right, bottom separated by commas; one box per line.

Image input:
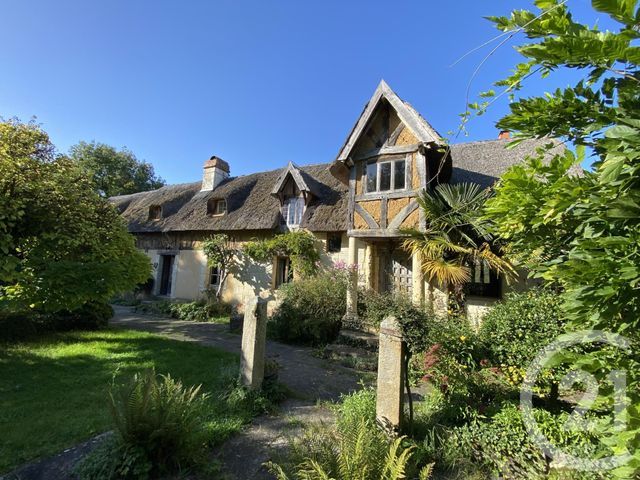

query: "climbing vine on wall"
left=243, top=231, right=320, bottom=278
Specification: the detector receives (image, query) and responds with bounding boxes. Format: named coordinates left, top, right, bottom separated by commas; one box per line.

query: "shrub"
left=107, top=370, right=210, bottom=477
left=480, top=288, right=565, bottom=370
left=134, top=298, right=233, bottom=322
left=358, top=290, right=435, bottom=352
left=447, top=402, right=608, bottom=479
left=270, top=268, right=347, bottom=345
left=0, top=302, right=112, bottom=341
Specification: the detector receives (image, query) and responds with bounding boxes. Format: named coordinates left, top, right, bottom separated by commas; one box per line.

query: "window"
left=365, top=159, right=406, bottom=193
left=366, top=162, right=377, bottom=192
left=464, top=260, right=501, bottom=298
left=394, top=160, right=406, bottom=190
left=275, top=257, right=292, bottom=288
left=209, top=265, right=221, bottom=287
left=207, top=199, right=226, bottom=216
left=327, top=233, right=342, bottom=253
left=148, top=205, right=162, bottom=220
left=282, top=196, right=304, bottom=226
left=379, top=162, right=392, bottom=191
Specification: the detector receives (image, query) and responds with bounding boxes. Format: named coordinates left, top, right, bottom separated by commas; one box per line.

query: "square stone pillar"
left=240, top=296, right=267, bottom=390
left=345, top=236, right=358, bottom=321
left=376, top=316, right=405, bottom=434
left=411, top=250, right=424, bottom=306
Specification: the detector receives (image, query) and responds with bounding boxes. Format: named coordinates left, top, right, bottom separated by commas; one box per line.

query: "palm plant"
left=402, top=182, right=515, bottom=309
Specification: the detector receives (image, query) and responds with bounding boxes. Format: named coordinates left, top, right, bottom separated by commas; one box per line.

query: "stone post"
left=376, top=316, right=405, bottom=434
left=240, top=296, right=267, bottom=390
left=344, top=236, right=358, bottom=322
left=411, top=250, right=424, bottom=306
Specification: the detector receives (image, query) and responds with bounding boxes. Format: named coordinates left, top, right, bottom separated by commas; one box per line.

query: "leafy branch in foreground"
left=475, top=1, right=640, bottom=477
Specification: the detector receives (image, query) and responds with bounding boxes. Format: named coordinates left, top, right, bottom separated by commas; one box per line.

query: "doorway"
left=381, top=249, right=412, bottom=295
left=158, top=255, right=175, bottom=296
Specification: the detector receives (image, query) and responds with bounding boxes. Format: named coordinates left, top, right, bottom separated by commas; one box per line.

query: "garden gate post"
left=375, top=316, right=405, bottom=435
left=240, top=296, right=267, bottom=390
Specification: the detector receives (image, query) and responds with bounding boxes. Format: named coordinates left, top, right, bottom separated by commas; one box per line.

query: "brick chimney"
left=201, top=156, right=230, bottom=191
left=498, top=130, right=511, bottom=140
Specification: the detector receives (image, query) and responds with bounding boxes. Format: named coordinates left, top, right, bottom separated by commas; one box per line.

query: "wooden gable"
left=330, top=81, right=448, bottom=238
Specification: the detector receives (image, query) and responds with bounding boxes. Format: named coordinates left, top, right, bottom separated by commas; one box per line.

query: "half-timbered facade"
left=113, top=80, right=570, bottom=320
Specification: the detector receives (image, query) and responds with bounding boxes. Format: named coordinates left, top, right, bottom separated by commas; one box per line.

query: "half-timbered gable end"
left=330, top=80, right=449, bottom=239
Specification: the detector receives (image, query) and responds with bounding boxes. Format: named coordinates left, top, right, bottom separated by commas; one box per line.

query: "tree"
left=476, top=1, right=640, bottom=476
left=202, top=234, right=239, bottom=301
left=402, top=183, right=515, bottom=309
left=69, top=140, right=165, bottom=197
left=0, top=119, right=151, bottom=314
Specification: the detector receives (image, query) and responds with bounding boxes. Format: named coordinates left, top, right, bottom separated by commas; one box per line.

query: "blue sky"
left=1, top=1, right=610, bottom=183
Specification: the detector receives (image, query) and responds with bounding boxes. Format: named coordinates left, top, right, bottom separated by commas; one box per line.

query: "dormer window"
left=365, top=158, right=406, bottom=193
left=282, top=196, right=304, bottom=226
left=148, top=205, right=162, bottom=220
left=207, top=199, right=226, bottom=216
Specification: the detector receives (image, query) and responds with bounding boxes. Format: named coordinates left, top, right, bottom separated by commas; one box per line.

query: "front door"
left=159, top=255, right=175, bottom=296
left=382, top=250, right=412, bottom=295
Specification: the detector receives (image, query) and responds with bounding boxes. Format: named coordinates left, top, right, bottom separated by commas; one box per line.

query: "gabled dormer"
left=271, top=162, right=314, bottom=229
left=330, top=80, right=450, bottom=237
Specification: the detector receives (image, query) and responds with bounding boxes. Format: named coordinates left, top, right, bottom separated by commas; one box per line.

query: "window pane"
left=210, top=266, right=220, bottom=286
left=379, top=162, right=391, bottom=191
left=394, top=160, right=406, bottom=190
left=296, top=198, right=303, bottom=223
left=366, top=162, right=377, bottom=192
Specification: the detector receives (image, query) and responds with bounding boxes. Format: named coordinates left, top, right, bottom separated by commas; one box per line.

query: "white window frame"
left=364, top=158, right=407, bottom=194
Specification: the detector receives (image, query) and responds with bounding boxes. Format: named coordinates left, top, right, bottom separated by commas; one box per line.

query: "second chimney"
left=201, top=156, right=230, bottom=191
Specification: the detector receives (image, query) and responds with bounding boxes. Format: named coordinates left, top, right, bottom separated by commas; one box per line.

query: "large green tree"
left=0, top=119, right=151, bottom=313
left=476, top=1, right=640, bottom=476
left=69, top=140, right=165, bottom=197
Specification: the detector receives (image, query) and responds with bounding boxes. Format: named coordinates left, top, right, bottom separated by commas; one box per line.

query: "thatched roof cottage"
left=112, top=81, right=564, bottom=320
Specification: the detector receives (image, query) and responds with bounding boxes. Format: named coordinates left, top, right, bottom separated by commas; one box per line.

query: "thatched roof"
left=110, top=163, right=348, bottom=234
left=449, top=137, right=579, bottom=189
left=111, top=137, right=582, bottom=236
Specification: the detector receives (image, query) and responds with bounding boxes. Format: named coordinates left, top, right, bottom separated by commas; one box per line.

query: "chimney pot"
left=498, top=130, right=511, bottom=140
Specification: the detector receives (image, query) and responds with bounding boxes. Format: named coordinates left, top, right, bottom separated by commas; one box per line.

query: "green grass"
left=0, top=328, right=249, bottom=473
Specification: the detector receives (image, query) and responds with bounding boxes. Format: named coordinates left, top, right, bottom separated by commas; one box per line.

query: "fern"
left=107, top=369, right=210, bottom=475
left=267, top=419, right=433, bottom=480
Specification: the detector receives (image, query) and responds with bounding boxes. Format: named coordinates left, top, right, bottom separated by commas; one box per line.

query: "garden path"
left=111, top=306, right=364, bottom=479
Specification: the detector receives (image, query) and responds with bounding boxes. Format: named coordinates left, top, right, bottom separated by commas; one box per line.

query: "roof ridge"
left=451, top=136, right=559, bottom=147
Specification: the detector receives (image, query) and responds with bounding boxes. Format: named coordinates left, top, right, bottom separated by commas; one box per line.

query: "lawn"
left=0, top=328, right=247, bottom=473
